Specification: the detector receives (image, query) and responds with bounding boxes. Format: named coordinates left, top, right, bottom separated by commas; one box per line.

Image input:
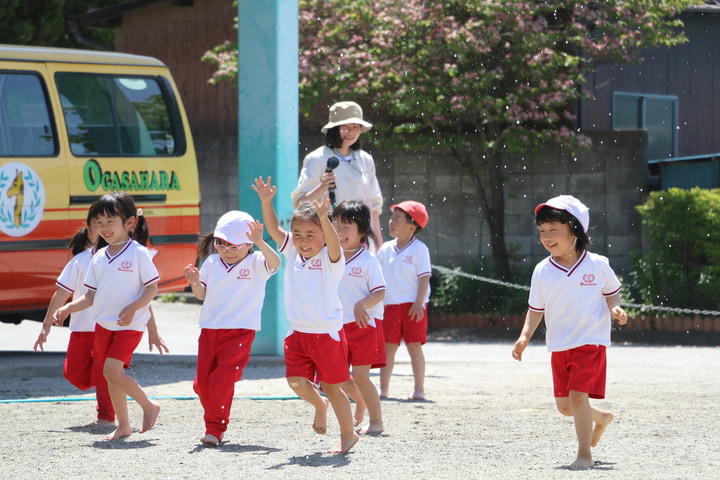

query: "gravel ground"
left=1, top=340, right=719, bottom=480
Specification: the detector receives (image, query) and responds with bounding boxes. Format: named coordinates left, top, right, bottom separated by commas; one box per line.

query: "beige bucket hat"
left=321, top=101, right=373, bottom=134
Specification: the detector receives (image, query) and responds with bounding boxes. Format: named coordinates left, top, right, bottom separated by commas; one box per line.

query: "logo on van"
left=83, top=159, right=180, bottom=192
left=0, top=162, right=45, bottom=237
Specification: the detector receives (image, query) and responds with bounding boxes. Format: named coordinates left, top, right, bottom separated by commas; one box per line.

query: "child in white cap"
left=376, top=200, right=431, bottom=401
left=512, top=195, right=628, bottom=469
left=183, top=210, right=280, bottom=447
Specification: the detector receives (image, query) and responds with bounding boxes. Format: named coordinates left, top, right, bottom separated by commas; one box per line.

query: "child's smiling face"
left=333, top=219, right=362, bottom=251
left=537, top=221, right=576, bottom=257
left=292, top=219, right=325, bottom=258
left=94, top=213, right=134, bottom=245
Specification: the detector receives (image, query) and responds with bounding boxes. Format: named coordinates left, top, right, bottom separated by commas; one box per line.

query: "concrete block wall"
left=195, top=130, right=647, bottom=281
left=366, top=130, right=647, bottom=279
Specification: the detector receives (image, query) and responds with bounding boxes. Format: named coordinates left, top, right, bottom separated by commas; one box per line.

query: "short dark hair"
left=535, top=206, right=590, bottom=253
left=332, top=200, right=377, bottom=246
left=325, top=126, right=362, bottom=151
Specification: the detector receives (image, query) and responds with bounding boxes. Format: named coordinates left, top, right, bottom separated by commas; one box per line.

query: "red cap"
left=391, top=201, right=428, bottom=228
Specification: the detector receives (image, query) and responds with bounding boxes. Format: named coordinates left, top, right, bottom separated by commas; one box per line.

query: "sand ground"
left=1, top=336, right=719, bottom=480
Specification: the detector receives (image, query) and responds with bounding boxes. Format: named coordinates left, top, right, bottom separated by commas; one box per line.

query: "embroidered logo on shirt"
left=118, top=260, right=134, bottom=272
left=309, top=258, right=323, bottom=270
left=403, top=255, right=414, bottom=264
left=580, top=273, right=597, bottom=286
left=349, top=266, right=363, bottom=278
left=237, top=268, right=251, bottom=280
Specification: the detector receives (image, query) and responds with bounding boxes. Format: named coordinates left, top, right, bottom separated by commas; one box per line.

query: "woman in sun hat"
left=292, top=101, right=384, bottom=245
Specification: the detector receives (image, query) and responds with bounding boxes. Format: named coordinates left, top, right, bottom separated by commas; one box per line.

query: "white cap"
left=214, top=211, right=254, bottom=245
left=534, top=195, right=589, bottom=232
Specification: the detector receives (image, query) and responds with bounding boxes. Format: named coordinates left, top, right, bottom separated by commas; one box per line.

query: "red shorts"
left=343, top=320, right=386, bottom=368
left=551, top=345, right=607, bottom=399
left=284, top=330, right=350, bottom=385
left=93, top=325, right=144, bottom=368
left=383, top=303, right=427, bottom=345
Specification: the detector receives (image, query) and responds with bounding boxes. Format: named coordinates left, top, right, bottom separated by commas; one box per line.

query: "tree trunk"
left=452, top=146, right=513, bottom=281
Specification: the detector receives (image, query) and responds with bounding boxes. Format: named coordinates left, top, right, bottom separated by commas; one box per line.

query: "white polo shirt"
left=528, top=250, right=622, bottom=352
left=197, top=252, right=276, bottom=330
left=279, top=232, right=344, bottom=335
left=377, top=237, right=432, bottom=305
left=84, top=240, right=159, bottom=332
left=339, top=248, right=386, bottom=326
left=55, top=248, right=96, bottom=332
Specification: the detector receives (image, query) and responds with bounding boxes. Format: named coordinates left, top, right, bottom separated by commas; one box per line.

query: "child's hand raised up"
left=313, top=193, right=331, bottom=219
left=252, top=177, right=277, bottom=202
left=245, top=220, right=265, bottom=245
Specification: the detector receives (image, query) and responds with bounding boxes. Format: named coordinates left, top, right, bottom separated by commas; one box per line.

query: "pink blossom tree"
left=204, top=0, right=699, bottom=280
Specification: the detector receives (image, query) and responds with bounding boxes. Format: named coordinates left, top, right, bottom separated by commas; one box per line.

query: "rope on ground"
left=431, top=264, right=720, bottom=318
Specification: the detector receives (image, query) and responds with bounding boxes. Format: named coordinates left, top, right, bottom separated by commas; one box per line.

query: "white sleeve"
left=291, top=149, right=325, bottom=206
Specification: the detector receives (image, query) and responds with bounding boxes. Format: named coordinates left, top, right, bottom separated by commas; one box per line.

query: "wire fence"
left=431, top=264, right=720, bottom=318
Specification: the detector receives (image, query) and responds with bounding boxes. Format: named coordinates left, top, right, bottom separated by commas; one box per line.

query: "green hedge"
left=630, top=188, right=720, bottom=312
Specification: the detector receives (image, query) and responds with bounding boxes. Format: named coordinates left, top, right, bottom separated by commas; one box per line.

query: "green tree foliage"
left=203, top=0, right=701, bottom=280
left=631, top=188, right=720, bottom=312
left=0, top=0, right=117, bottom=48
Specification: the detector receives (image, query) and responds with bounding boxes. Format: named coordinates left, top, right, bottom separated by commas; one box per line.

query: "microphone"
left=325, top=156, right=340, bottom=206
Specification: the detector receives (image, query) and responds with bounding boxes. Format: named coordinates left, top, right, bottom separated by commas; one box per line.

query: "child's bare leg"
left=340, top=376, right=366, bottom=426
left=103, top=358, right=161, bottom=438
left=558, top=391, right=595, bottom=469
left=379, top=343, right=400, bottom=398
left=105, top=381, right=132, bottom=440
left=405, top=342, right=425, bottom=400
left=287, top=376, right=328, bottom=434
left=322, top=382, right=359, bottom=454
left=590, top=407, right=614, bottom=447
left=352, top=365, right=384, bottom=434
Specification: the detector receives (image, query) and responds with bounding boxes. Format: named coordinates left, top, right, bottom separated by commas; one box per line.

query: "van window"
left=0, top=73, right=56, bottom=157
left=55, top=73, right=180, bottom=157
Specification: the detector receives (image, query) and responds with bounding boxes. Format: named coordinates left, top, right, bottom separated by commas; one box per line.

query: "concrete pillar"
left=238, top=0, right=298, bottom=354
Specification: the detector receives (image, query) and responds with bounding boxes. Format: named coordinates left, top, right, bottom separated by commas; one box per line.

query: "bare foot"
left=407, top=391, right=425, bottom=401
left=329, top=432, right=359, bottom=454
left=379, top=393, right=389, bottom=399
left=568, top=455, right=595, bottom=469
left=353, top=405, right=365, bottom=427
left=357, top=421, right=384, bottom=435
left=103, top=425, right=132, bottom=441
left=85, top=419, right=115, bottom=429
left=312, top=397, right=329, bottom=435
left=591, top=411, right=614, bottom=447
left=139, top=402, right=161, bottom=433
left=200, top=434, right=221, bottom=447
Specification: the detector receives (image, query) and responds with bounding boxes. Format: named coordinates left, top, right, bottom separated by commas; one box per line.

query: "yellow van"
left=0, top=45, right=200, bottom=323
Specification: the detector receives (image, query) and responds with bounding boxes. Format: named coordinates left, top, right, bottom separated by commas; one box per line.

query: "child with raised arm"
left=183, top=210, right=279, bottom=447
left=512, top=195, right=628, bottom=470
left=332, top=200, right=386, bottom=434
left=55, top=192, right=162, bottom=441
left=253, top=176, right=359, bottom=454
left=376, top=201, right=431, bottom=401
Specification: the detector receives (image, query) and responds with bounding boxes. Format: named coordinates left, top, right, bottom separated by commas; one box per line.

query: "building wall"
left=113, top=0, right=239, bottom=233
left=302, top=129, right=647, bottom=280
left=582, top=13, right=720, bottom=157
